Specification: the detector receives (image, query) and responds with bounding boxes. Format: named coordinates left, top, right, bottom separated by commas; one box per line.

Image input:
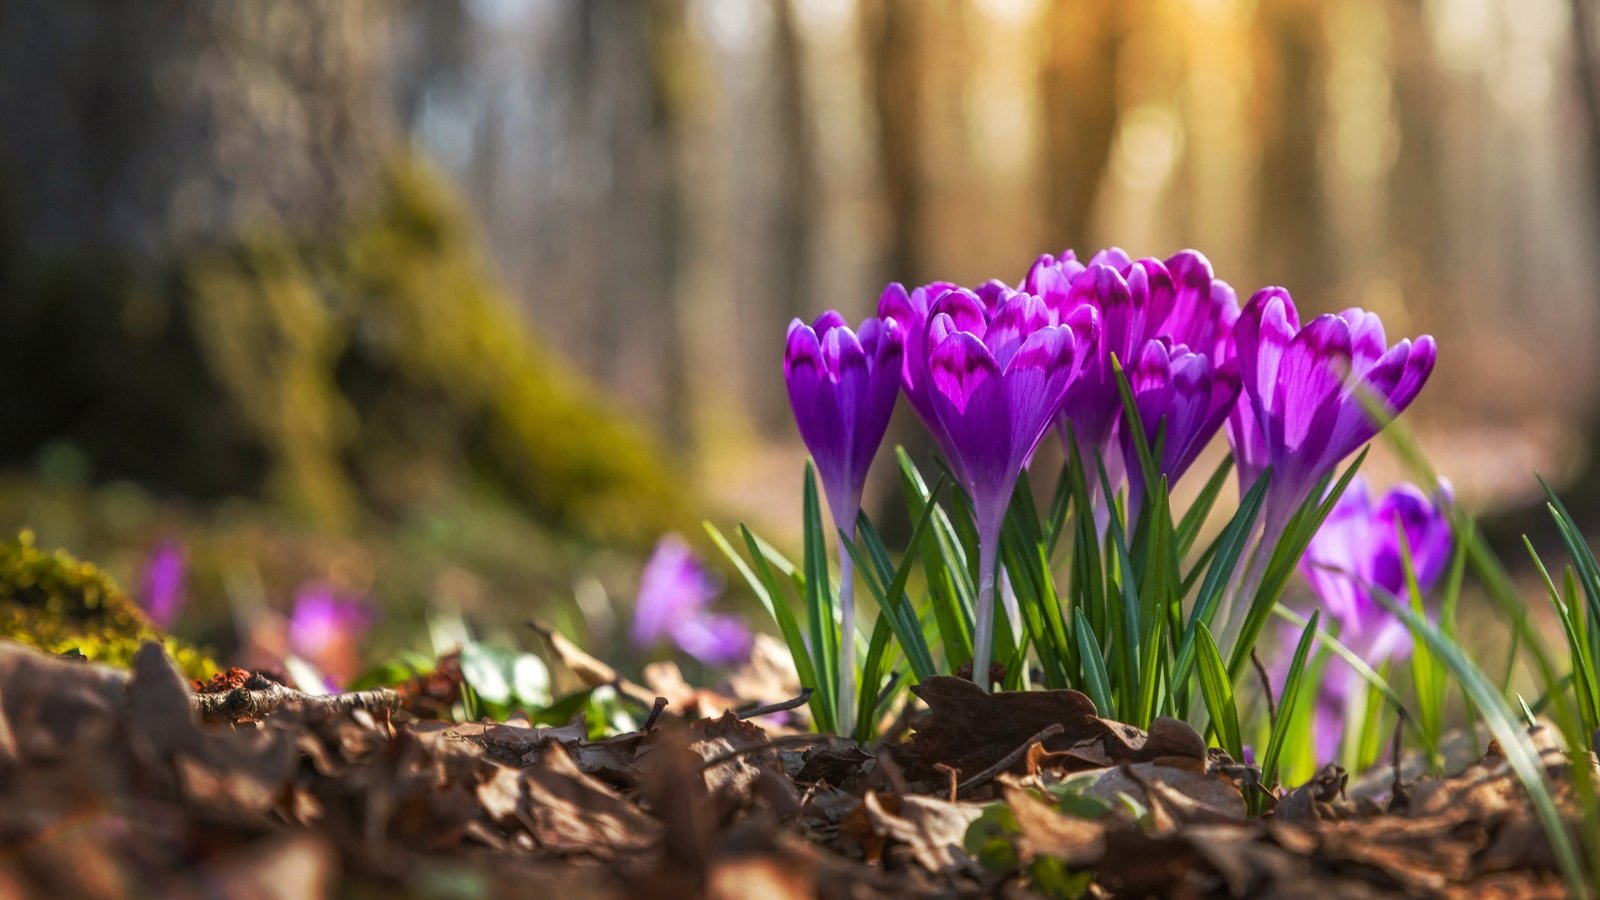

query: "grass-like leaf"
left=1258, top=610, right=1320, bottom=792
left=1193, top=621, right=1243, bottom=761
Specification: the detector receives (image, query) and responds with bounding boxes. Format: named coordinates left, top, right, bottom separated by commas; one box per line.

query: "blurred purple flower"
left=631, top=535, right=751, bottom=667
left=1227, top=288, right=1437, bottom=533
left=141, top=540, right=186, bottom=629
left=288, top=584, right=373, bottom=662
left=1120, top=338, right=1241, bottom=518
left=923, top=285, right=1098, bottom=686
left=1295, top=477, right=1453, bottom=762
left=784, top=311, right=904, bottom=533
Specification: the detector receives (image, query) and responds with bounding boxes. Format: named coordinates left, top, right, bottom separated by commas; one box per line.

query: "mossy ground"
left=0, top=531, right=215, bottom=679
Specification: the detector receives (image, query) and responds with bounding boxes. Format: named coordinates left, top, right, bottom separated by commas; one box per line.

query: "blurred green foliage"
left=0, top=530, right=215, bottom=679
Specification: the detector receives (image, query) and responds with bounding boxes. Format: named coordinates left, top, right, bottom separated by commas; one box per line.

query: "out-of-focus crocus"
left=1120, top=338, right=1241, bottom=521
left=924, top=286, right=1098, bottom=687
left=140, top=540, right=186, bottom=629
left=1228, top=288, right=1437, bottom=538
left=784, top=311, right=903, bottom=726
left=631, top=535, right=752, bottom=667
left=288, top=583, right=374, bottom=690
left=1296, top=477, right=1453, bottom=761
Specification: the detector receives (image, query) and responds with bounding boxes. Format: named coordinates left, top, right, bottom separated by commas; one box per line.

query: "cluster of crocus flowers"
left=631, top=534, right=752, bottom=667
left=1296, top=477, right=1453, bottom=761
left=778, top=246, right=1437, bottom=695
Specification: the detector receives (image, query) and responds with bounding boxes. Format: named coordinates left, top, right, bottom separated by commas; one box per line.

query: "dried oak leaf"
left=900, top=677, right=1208, bottom=781
left=0, top=637, right=124, bottom=768
left=477, top=742, right=662, bottom=856
left=839, top=790, right=983, bottom=873
left=1001, top=783, right=1106, bottom=867
left=899, top=676, right=1100, bottom=779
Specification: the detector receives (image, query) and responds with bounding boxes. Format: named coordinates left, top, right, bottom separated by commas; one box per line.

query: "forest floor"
left=0, top=638, right=1587, bottom=899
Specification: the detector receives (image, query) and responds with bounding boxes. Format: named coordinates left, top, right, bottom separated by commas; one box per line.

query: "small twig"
left=696, top=733, right=842, bottom=773
left=1251, top=650, right=1278, bottom=725
left=192, top=682, right=402, bottom=722
left=957, top=723, right=1064, bottom=796
left=736, top=688, right=813, bottom=720
left=643, top=696, right=669, bottom=732
left=1389, top=713, right=1410, bottom=811
left=875, top=748, right=909, bottom=796
left=933, top=763, right=959, bottom=802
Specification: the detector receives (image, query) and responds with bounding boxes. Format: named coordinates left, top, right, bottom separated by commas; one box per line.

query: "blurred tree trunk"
left=1252, top=0, right=1333, bottom=296
left=758, top=0, right=819, bottom=436
left=860, top=0, right=936, bottom=538
left=0, top=0, right=691, bottom=542
left=862, top=0, right=928, bottom=287
left=1038, top=0, right=1123, bottom=246
left=1566, top=0, right=1600, bottom=498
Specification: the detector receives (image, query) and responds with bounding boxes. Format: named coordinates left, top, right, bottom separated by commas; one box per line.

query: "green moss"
left=0, top=531, right=215, bottom=679
left=178, top=154, right=693, bottom=543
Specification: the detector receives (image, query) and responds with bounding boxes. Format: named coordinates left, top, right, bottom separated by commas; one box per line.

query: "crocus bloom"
left=1296, top=477, right=1453, bottom=761
left=785, top=311, right=903, bottom=725
left=140, top=540, right=186, bottom=629
left=878, top=279, right=1012, bottom=458
left=784, top=312, right=904, bottom=534
left=924, top=286, right=1098, bottom=686
left=1120, top=338, right=1241, bottom=519
left=289, top=583, right=374, bottom=690
left=631, top=535, right=752, bottom=667
left=1228, top=289, right=1438, bottom=533
left=1160, top=250, right=1240, bottom=365
left=1028, top=249, right=1174, bottom=465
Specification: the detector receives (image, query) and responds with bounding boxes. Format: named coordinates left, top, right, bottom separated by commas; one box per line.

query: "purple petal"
left=141, top=541, right=186, bottom=629
left=289, top=584, right=373, bottom=658
left=929, top=328, right=1000, bottom=415
left=1271, top=314, right=1352, bottom=481
left=632, top=535, right=720, bottom=649
left=670, top=613, right=753, bottom=666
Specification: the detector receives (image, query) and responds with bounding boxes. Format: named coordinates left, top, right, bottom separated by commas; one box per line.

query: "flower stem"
left=1218, top=492, right=1294, bottom=657
left=836, top=534, right=856, bottom=734
left=970, top=515, right=1003, bottom=692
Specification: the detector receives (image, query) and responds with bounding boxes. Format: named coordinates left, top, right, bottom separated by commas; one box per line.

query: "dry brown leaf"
left=1001, top=783, right=1106, bottom=867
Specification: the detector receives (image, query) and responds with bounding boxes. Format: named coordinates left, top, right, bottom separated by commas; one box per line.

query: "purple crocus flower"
left=289, top=584, right=373, bottom=659
left=878, top=279, right=1013, bottom=459
left=631, top=535, right=752, bottom=667
left=924, top=286, right=1099, bottom=687
left=784, top=312, right=904, bottom=534
left=1120, top=338, right=1241, bottom=520
left=140, top=540, right=187, bottom=629
left=1028, top=249, right=1174, bottom=466
left=1296, top=477, right=1453, bottom=762
left=1160, top=250, right=1240, bottom=365
left=784, top=311, right=903, bottom=724
left=1227, top=288, right=1438, bottom=535
left=288, top=583, right=374, bottom=690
